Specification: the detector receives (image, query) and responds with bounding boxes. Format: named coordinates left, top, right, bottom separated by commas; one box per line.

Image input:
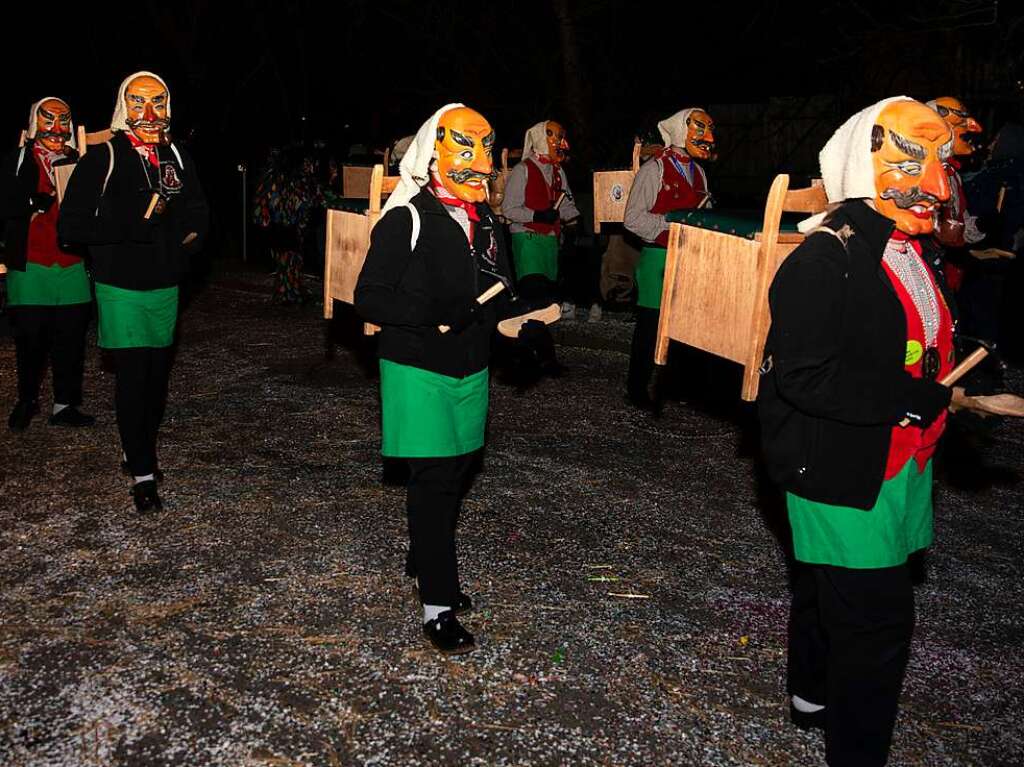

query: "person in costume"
left=356, top=104, right=553, bottom=655
left=59, top=72, right=208, bottom=513
left=1, top=98, right=94, bottom=432
left=758, top=97, right=1007, bottom=766
left=502, top=120, right=580, bottom=309
left=623, top=107, right=714, bottom=410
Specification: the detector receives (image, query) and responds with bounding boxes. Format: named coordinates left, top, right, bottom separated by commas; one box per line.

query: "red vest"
left=650, top=150, right=707, bottom=247
left=26, top=150, right=80, bottom=268
left=523, top=158, right=562, bottom=236
left=882, top=241, right=954, bottom=479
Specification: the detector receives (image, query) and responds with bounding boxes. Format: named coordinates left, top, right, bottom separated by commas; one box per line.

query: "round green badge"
left=905, top=339, right=924, bottom=366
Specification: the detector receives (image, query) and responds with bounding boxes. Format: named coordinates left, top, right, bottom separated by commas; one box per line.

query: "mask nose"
left=922, top=160, right=950, bottom=202
left=143, top=103, right=157, bottom=122
left=471, top=147, right=493, bottom=176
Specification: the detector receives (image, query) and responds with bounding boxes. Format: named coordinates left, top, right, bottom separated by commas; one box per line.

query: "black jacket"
left=758, top=200, right=951, bottom=510
left=57, top=132, right=208, bottom=290
left=0, top=139, right=79, bottom=271
left=355, top=189, right=522, bottom=378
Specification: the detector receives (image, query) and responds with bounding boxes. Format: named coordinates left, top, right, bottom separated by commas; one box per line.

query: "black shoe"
left=48, top=406, right=95, bottom=427
left=423, top=610, right=475, bottom=655
left=8, top=400, right=39, bottom=432
left=131, top=480, right=163, bottom=513
left=790, top=702, right=825, bottom=731
left=121, top=462, right=164, bottom=483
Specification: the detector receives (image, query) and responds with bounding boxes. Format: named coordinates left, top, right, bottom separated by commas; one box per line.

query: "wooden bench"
left=323, top=164, right=400, bottom=333
left=653, top=175, right=827, bottom=401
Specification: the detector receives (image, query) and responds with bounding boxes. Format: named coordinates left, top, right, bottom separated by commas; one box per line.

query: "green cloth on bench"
left=664, top=209, right=804, bottom=240
left=324, top=194, right=370, bottom=214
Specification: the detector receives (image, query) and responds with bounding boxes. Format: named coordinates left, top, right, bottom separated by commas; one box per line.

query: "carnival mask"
left=435, top=107, right=495, bottom=203
left=546, top=120, right=569, bottom=163
left=931, top=96, right=983, bottom=158
left=872, top=101, right=952, bottom=235
left=124, top=75, right=170, bottom=145
left=684, top=110, right=716, bottom=161
left=35, top=98, right=72, bottom=153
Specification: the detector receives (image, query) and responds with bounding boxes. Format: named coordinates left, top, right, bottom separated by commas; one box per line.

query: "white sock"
left=52, top=403, right=68, bottom=415
left=792, top=694, right=825, bottom=713
left=423, top=604, right=449, bottom=623
left=134, top=474, right=155, bottom=486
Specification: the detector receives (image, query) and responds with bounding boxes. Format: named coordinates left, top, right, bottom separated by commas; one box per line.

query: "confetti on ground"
left=1, top=262, right=1022, bottom=766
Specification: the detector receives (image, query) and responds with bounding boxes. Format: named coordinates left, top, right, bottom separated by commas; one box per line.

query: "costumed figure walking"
left=59, top=72, right=209, bottom=512
left=623, top=107, right=714, bottom=410
left=758, top=97, right=1014, bottom=766
left=355, top=104, right=556, bottom=655
left=252, top=149, right=323, bottom=304
left=2, top=98, right=94, bottom=432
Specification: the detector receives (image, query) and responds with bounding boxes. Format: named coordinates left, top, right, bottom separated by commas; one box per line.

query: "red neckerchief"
left=31, top=144, right=60, bottom=188
left=948, top=158, right=962, bottom=171
left=429, top=174, right=479, bottom=242
left=125, top=130, right=159, bottom=167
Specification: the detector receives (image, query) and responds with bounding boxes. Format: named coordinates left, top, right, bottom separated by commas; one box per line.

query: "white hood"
left=523, top=120, right=550, bottom=159
left=798, top=96, right=913, bottom=232
left=657, top=107, right=704, bottom=148
left=26, top=97, right=77, bottom=149
left=381, top=102, right=464, bottom=215
left=110, top=71, right=171, bottom=132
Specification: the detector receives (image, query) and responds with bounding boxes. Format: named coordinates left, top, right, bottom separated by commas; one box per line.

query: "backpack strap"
left=402, top=202, right=421, bottom=251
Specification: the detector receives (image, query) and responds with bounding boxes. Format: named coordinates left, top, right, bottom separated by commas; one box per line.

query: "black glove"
left=28, top=193, right=55, bottom=214
left=517, top=319, right=561, bottom=374
left=127, top=216, right=159, bottom=244
left=532, top=207, right=559, bottom=225
left=440, top=297, right=481, bottom=333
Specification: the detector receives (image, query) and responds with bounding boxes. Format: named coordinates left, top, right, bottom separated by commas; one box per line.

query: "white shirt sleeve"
left=624, top=158, right=668, bottom=244
left=501, top=162, right=533, bottom=225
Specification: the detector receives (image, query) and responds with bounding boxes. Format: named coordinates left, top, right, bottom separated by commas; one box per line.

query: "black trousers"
left=110, top=347, right=174, bottom=477
left=627, top=306, right=660, bottom=398
left=9, top=303, right=90, bottom=406
left=404, top=452, right=478, bottom=608
left=788, top=562, right=915, bottom=767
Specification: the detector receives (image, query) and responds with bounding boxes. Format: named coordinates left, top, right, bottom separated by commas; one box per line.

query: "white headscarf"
left=798, top=95, right=913, bottom=232
left=657, top=107, right=704, bottom=148
left=110, top=71, right=171, bottom=132
left=381, top=102, right=464, bottom=215
left=523, top=120, right=550, bottom=159
left=25, top=97, right=77, bottom=149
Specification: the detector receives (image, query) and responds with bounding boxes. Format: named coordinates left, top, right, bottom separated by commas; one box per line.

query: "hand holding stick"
left=438, top=281, right=506, bottom=333
left=899, top=347, right=988, bottom=427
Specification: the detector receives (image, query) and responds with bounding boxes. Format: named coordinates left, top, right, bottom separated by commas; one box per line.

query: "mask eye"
left=892, top=161, right=922, bottom=176
left=460, top=150, right=474, bottom=161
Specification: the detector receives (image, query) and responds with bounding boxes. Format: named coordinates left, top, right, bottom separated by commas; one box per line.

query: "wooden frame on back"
left=488, top=148, right=511, bottom=219
left=341, top=147, right=391, bottom=198
left=323, top=164, right=400, bottom=334
left=653, top=175, right=827, bottom=401
left=592, top=141, right=642, bottom=232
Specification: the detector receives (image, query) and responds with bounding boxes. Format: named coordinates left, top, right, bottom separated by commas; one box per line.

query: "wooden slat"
left=54, top=164, right=75, bottom=205
left=782, top=183, right=828, bottom=213
left=592, top=141, right=641, bottom=232
left=323, top=208, right=372, bottom=311
left=342, top=165, right=375, bottom=198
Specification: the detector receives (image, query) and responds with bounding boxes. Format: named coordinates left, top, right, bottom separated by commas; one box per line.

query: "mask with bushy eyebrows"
left=35, top=99, right=72, bottom=153
left=684, top=109, right=716, bottom=161
left=931, top=96, right=983, bottom=158
left=125, top=75, right=170, bottom=144
left=871, top=100, right=953, bottom=235
left=434, top=107, right=496, bottom=202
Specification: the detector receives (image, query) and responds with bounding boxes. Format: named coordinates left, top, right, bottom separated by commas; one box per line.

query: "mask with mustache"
left=871, top=101, right=952, bottom=235
left=124, top=75, right=170, bottom=145
left=684, top=110, right=716, bottom=162
left=34, top=98, right=72, bottom=153
left=434, top=107, right=495, bottom=203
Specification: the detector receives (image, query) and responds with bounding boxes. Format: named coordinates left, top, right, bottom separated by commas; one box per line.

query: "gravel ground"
left=1, top=267, right=1022, bottom=766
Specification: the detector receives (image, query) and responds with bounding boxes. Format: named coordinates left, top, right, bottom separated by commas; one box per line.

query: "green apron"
left=94, top=282, right=178, bottom=349
left=6, top=261, right=91, bottom=307
left=787, top=459, right=934, bottom=569
left=635, top=246, right=667, bottom=309
left=379, top=359, right=488, bottom=458
left=511, top=231, right=559, bottom=282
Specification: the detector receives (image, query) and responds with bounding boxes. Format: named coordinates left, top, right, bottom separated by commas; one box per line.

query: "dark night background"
left=4, top=0, right=1021, bottom=248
